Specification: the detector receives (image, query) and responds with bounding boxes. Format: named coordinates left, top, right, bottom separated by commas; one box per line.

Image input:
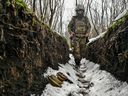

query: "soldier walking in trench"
left=68, top=4, right=91, bottom=67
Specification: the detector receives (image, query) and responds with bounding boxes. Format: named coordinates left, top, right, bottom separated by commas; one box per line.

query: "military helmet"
left=75, top=4, right=84, bottom=11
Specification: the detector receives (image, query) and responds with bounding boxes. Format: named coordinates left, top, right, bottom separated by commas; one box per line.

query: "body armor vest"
left=75, top=17, right=86, bottom=34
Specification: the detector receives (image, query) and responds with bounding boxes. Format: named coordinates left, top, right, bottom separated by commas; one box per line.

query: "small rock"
left=78, top=78, right=90, bottom=84
left=79, top=68, right=87, bottom=72
left=78, top=88, right=89, bottom=95
left=76, top=73, right=85, bottom=78
left=78, top=84, right=89, bottom=89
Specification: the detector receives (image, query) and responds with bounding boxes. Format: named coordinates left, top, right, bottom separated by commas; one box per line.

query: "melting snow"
left=31, top=54, right=128, bottom=96
left=88, top=9, right=128, bottom=45
left=81, top=59, right=128, bottom=96
left=88, top=31, right=106, bottom=44
left=114, top=9, right=128, bottom=21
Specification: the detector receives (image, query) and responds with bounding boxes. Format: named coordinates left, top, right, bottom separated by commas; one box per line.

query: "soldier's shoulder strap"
left=84, top=16, right=90, bottom=23
left=70, top=16, right=77, bottom=32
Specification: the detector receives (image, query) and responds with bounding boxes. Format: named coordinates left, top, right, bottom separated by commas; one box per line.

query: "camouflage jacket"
left=68, top=16, right=91, bottom=37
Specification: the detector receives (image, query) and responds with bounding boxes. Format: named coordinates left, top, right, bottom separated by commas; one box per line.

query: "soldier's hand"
left=86, top=37, right=89, bottom=42
left=70, top=32, right=75, bottom=39
left=85, top=32, right=90, bottom=37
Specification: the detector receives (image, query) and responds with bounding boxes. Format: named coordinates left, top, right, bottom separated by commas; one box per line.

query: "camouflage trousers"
left=71, top=37, right=88, bottom=64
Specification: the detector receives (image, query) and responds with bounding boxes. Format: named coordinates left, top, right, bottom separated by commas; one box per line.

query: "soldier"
left=68, top=4, right=91, bottom=67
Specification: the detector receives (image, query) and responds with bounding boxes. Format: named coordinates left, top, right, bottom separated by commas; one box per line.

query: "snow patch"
left=41, top=55, right=79, bottom=96
left=88, top=31, right=107, bottom=44
left=83, top=58, right=128, bottom=96
left=88, top=9, right=128, bottom=46
left=32, top=55, right=128, bottom=96
left=114, top=9, right=128, bottom=21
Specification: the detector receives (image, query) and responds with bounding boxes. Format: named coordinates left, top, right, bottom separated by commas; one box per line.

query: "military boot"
left=75, top=58, right=81, bottom=68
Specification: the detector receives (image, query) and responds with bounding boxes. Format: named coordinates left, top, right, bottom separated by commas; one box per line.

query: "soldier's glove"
left=86, top=37, right=89, bottom=43
left=70, top=32, right=75, bottom=39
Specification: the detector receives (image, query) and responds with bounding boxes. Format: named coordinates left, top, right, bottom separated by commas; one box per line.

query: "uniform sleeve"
left=68, top=17, right=75, bottom=34
left=85, top=16, right=91, bottom=34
